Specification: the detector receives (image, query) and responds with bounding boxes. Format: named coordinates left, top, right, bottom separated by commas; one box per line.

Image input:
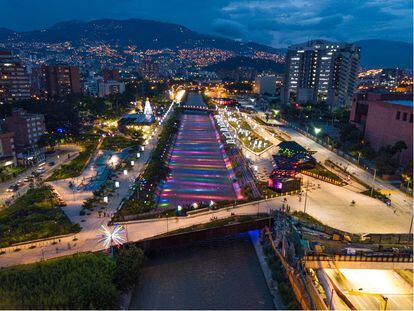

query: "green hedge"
left=263, top=244, right=300, bottom=309
left=0, top=186, right=79, bottom=247
left=100, top=135, right=141, bottom=152
left=0, top=245, right=145, bottom=309
left=47, top=135, right=99, bottom=181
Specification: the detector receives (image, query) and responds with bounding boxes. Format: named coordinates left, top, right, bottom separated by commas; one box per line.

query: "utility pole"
left=304, top=179, right=309, bottom=213
left=370, top=168, right=377, bottom=197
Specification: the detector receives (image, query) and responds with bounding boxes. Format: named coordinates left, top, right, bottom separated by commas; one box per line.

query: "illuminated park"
left=159, top=93, right=242, bottom=208
left=0, top=3, right=412, bottom=309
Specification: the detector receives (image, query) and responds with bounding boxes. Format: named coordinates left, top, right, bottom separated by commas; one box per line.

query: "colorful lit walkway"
left=159, top=107, right=240, bottom=208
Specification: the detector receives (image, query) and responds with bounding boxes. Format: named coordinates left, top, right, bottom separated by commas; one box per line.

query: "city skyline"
left=0, top=0, right=412, bottom=47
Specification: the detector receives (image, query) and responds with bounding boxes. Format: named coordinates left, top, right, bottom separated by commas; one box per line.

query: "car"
left=36, top=167, right=46, bottom=174
left=6, top=184, right=18, bottom=192
left=23, top=176, right=33, bottom=182
left=382, top=198, right=392, bottom=206
left=48, top=161, right=55, bottom=166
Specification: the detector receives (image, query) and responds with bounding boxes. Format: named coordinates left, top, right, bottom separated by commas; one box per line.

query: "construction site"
left=261, top=211, right=413, bottom=310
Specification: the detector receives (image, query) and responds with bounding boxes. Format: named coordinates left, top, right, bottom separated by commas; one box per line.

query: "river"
left=129, top=230, right=274, bottom=309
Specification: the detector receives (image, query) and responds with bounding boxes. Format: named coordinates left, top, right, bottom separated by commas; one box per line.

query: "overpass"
left=180, top=104, right=215, bottom=112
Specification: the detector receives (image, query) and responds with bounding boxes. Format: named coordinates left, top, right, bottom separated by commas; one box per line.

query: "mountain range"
left=0, top=19, right=412, bottom=69
left=0, top=19, right=281, bottom=55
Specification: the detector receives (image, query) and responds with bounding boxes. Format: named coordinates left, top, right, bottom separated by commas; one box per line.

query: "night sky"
left=0, top=0, right=412, bottom=47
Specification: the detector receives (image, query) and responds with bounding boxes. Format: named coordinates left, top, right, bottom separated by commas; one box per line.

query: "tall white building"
left=282, top=40, right=360, bottom=109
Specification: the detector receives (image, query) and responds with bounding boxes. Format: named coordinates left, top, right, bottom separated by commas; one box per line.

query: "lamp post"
left=304, top=179, right=310, bottom=214
left=370, top=169, right=377, bottom=197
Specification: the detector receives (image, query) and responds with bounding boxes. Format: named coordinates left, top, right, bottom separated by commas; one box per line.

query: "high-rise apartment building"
left=282, top=40, right=360, bottom=109
left=0, top=51, right=31, bottom=104
left=40, top=64, right=81, bottom=97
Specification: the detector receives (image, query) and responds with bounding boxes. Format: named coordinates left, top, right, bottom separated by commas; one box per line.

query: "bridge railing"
left=303, top=253, right=413, bottom=263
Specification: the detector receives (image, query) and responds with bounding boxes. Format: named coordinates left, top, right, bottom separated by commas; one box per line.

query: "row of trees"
left=116, top=108, right=181, bottom=218
left=0, top=245, right=145, bottom=309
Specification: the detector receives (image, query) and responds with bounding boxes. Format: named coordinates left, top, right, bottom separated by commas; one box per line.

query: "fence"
left=304, top=253, right=413, bottom=263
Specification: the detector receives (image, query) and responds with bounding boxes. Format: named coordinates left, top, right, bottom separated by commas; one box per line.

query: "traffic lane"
left=0, top=148, right=79, bottom=205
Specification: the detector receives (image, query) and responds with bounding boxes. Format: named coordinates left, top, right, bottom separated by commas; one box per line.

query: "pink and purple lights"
left=159, top=112, right=242, bottom=208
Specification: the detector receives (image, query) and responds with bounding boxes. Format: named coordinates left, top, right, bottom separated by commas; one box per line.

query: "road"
left=0, top=144, right=81, bottom=207
left=0, top=184, right=410, bottom=268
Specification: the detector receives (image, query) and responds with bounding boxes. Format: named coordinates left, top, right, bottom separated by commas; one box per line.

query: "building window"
left=396, top=111, right=401, bottom=120
left=403, top=112, right=407, bottom=121
left=410, top=114, right=413, bottom=123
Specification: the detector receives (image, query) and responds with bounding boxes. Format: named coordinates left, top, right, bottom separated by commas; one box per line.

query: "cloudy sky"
left=0, top=0, right=412, bottom=47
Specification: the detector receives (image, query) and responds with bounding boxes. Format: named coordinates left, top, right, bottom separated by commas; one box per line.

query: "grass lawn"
left=228, top=118, right=270, bottom=153
left=0, top=166, right=26, bottom=182
left=304, top=163, right=344, bottom=184
left=100, top=135, right=139, bottom=152
left=47, top=135, right=99, bottom=181
left=0, top=186, right=79, bottom=247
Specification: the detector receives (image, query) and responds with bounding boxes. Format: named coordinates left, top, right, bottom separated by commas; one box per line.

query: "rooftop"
left=386, top=100, right=413, bottom=107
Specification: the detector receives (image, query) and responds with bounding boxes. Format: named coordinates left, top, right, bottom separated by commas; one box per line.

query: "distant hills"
left=0, top=19, right=412, bottom=69
left=356, top=39, right=413, bottom=69
left=0, top=19, right=282, bottom=55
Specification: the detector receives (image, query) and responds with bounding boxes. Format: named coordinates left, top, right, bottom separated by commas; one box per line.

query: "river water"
left=129, top=230, right=274, bottom=310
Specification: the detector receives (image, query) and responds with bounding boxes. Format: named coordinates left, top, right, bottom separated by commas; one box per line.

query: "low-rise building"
left=350, top=93, right=413, bottom=165
left=254, top=75, right=276, bottom=95
left=0, top=131, right=16, bottom=168
left=98, top=80, right=125, bottom=97
left=2, top=109, right=45, bottom=163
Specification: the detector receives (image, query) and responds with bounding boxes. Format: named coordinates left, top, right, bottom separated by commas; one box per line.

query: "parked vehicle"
left=6, top=184, right=18, bottom=192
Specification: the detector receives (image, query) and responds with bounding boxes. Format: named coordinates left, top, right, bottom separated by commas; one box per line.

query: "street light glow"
left=98, top=225, right=126, bottom=249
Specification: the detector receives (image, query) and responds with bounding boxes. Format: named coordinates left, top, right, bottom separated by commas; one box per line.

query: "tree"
left=391, top=140, right=408, bottom=164
left=114, top=245, right=145, bottom=291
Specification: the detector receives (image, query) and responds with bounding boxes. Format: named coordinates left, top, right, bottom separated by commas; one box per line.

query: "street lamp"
left=314, top=127, right=322, bottom=135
